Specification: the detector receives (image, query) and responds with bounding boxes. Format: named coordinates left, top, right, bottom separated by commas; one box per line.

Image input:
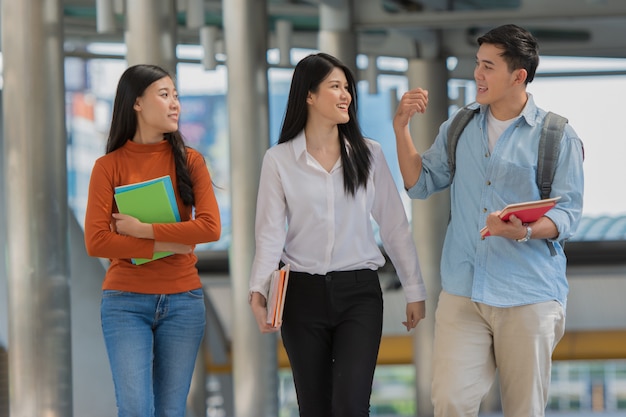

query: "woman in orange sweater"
left=84, top=64, right=221, bottom=417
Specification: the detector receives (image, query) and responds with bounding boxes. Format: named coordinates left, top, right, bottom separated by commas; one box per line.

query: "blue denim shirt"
left=408, top=95, right=584, bottom=308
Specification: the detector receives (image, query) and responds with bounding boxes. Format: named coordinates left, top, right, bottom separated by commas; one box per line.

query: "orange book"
left=266, top=264, right=290, bottom=327
left=480, top=196, right=561, bottom=238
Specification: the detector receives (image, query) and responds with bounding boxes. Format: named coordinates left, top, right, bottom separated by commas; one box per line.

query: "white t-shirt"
left=487, top=109, right=519, bottom=152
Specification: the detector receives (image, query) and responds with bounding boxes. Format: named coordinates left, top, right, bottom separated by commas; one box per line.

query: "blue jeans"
left=101, top=289, right=206, bottom=417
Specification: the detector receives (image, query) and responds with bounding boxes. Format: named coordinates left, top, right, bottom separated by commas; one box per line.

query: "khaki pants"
left=432, top=291, right=565, bottom=417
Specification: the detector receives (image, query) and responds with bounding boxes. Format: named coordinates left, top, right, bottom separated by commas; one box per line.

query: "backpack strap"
left=447, top=105, right=480, bottom=182
left=536, top=111, right=568, bottom=256
left=536, top=111, right=568, bottom=200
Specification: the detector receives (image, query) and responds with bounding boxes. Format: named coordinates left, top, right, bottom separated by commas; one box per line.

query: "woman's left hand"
left=402, top=300, right=425, bottom=332
left=112, top=213, right=153, bottom=239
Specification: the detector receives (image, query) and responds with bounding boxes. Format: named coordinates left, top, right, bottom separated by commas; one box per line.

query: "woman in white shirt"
left=249, top=52, right=426, bottom=417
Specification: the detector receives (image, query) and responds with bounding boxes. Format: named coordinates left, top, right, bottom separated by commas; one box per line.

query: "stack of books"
left=266, top=264, right=290, bottom=327
left=114, top=175, right=181, bottom=265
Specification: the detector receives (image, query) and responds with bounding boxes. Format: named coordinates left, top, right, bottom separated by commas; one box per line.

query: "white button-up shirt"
left=249, top=131, right=426, bottom=303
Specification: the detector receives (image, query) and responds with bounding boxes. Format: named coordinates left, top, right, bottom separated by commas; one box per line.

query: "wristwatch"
left=516, top=226, right=532, bottom=243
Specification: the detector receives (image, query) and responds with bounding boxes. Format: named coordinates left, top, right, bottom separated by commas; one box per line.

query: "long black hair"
left=106, top=64, right=195, bottom=206
left=278, top=52, right=372, bottom=196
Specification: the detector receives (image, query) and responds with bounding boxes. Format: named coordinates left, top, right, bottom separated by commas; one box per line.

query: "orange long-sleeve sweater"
left=84, top=139, right=221, bottom=294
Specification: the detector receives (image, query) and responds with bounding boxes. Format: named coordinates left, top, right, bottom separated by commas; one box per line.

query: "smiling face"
left=133, top=76, right=180, bottom=138
left=474, top=43, right=528, bottom=117
left=306, top=66, right=351, bottom=127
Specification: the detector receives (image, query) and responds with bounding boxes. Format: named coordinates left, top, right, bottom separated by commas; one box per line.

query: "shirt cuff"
left=402, top=282, right=427, bottom=303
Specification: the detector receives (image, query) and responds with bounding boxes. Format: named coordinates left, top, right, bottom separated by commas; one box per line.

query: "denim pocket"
left=185, top=288, right=204, bottom=299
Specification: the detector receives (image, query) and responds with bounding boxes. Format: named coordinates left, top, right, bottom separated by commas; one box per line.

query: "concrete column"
left=406, top=58, right=449, bottom=417
left=223, top=1, right=276, bottom=417
left=96, top=0, right=116, bottom=33
left=0, top=90, right=7, bottom=417
left=0, top=90, right=6, bottom=353
left=1, top=0, right=72, bottom=416
left=318, top=0, right=357, bottom=75
left=125, top=0, right=177, bottom=74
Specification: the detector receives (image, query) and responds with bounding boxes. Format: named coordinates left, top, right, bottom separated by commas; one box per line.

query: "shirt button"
left=486, top=180, right=491, bottom=186
left=483, top=208, right=487, bottom=213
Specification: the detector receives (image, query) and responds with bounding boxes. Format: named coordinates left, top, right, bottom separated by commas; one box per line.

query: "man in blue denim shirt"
left=393, top=24, right=584, bottom=417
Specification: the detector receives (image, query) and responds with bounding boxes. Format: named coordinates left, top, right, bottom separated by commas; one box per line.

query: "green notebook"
left=114, top=176, right=180, bottom=265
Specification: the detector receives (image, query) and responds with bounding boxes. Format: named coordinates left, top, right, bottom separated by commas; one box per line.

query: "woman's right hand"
left=250, top=292, right=281, bottom=334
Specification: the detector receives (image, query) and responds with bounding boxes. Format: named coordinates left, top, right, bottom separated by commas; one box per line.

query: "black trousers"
left=281, top=269, right=383, bottom=417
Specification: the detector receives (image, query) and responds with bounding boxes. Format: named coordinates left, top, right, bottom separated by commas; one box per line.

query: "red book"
left=480, top=197, right=561, bottom=238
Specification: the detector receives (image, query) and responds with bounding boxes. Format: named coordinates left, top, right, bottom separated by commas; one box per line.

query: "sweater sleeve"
left=84, top=159, right=156, bottom=260
left=152, top=150, right=221, bottom=245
